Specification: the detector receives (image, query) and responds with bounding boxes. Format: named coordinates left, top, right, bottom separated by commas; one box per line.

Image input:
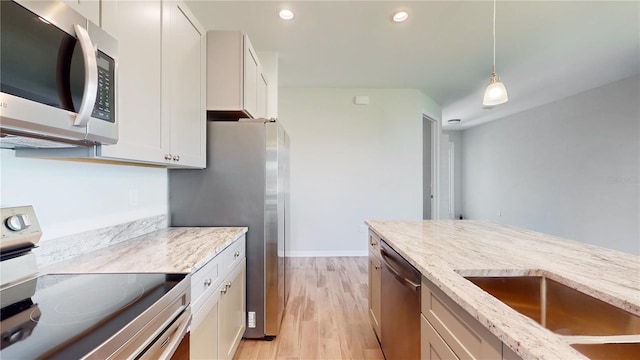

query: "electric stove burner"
left=31, top=281, right=145, bottom=326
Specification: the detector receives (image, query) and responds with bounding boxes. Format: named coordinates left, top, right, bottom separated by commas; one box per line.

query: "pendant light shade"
left=483, top=0, right=508, bottom=106
left=483, top=72, right=508, bottom=106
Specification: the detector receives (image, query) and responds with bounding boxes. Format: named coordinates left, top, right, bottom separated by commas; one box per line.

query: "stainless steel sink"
left=571, top=343, right=640, bottom=360
left=464, top=276, right=640, bottom=336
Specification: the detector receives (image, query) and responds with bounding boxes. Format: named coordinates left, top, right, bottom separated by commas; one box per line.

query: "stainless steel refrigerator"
left=168, top=119, right=290, bottom=339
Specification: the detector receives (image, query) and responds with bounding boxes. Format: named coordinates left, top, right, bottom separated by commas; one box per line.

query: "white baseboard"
left=285, top=250, right=368, bottom=257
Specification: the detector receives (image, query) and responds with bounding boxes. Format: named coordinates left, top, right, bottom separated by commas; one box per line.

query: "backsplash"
left=36, top=214, right=168, bottom=269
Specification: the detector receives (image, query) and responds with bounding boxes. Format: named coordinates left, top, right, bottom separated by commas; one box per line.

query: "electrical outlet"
left=248, top=311, right=256, bottom=328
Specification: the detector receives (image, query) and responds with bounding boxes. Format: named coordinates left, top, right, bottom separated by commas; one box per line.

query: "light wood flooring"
left=233, top=257, right=384, bottom=360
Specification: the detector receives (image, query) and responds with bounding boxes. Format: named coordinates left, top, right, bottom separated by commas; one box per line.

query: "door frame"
left=423, top=115, right=441, bottom=220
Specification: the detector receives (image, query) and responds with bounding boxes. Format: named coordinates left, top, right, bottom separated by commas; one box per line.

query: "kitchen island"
left=366, top=220, right=640, bottom=360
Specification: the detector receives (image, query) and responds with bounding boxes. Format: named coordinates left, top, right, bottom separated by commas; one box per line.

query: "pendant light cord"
left=492, top=0, right=496, bottom=74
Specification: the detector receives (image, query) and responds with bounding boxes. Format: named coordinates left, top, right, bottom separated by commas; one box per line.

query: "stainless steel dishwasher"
left=380, top=240, right=421, bottom=360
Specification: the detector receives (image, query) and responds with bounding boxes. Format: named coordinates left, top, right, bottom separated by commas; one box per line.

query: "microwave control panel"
left=92, top=51, right=115, bottom=123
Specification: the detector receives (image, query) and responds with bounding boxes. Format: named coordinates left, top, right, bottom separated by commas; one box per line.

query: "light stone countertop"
left=365, top=220, right=640, bottom=360
left=42, top=227, right=248, bottom=274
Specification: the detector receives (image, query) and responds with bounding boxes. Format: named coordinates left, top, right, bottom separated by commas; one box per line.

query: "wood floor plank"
left=299, top=321, right=319, bottom=359
left=233, top=257, right=381, bottom=360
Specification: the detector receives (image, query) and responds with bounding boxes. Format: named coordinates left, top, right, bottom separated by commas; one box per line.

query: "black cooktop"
left=0, top=272, right=185, bottom=359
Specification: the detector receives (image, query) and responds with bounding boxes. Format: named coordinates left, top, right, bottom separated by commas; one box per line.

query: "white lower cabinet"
left=420, top=276, right=521, bottom=360
left=218, top=260, right=246, bottom=360
left=367, top=231, right=382, bottom=340
left=191, top=301, right=219, bottom=359
left=421, top=314, right=459, bottom=360
left=189, top=236, right=246, bottom=360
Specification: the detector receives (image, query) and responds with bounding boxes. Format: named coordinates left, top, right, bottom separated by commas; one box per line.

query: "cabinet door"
left=62, top=0, right=99, bottom=25
left=369, top=254, right=382, bottom=339
left=191, top=301, right=219, bottom=360
left=242, top=35, right=259, bottom=118
left=219, top=260, right=246, bottom=360
left=100, top=0, right=169, bottom=164
left=421, top=314, right=459, bottom=360
left=206, top=31, right=244, bottom=113
left=163, top=1, right=206, bottom=168
left=422, top=276, right=502, bottom=359
left=257, top=71, right=268, bottom=119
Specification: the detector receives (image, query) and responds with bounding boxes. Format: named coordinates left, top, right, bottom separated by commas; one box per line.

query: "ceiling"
left=185, top=1, right=640, bottom=129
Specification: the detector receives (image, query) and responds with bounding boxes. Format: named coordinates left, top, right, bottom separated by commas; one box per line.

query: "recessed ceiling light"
left=392, top=11, right=409, bottom=23
left=279, top=9, right=294, bottom=20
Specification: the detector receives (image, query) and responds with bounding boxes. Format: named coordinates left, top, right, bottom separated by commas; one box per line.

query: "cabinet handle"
left=374, top=265, right=381, bottom=270
left=234, top=251, right=240, bottom=258
left=221, top=286, right=227, bottom=294
left=204, top=278, right=212, bottom=287
left=226, top=281, right=232, bottom=289
left=164, top=154, right=172, bottom=160
left=173, top=155, right=180, bottom=161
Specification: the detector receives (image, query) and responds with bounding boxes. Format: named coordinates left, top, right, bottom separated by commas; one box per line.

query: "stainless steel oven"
left=0, top=0, right=118, bottom=149
left=0, top=206, right=190, bottom=359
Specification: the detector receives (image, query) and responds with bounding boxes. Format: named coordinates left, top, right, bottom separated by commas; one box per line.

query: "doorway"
left=423, top=116, right=437, bottom=219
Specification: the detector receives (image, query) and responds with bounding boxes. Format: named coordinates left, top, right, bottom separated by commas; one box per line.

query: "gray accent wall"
left=461, top=75, right=639, bottom=254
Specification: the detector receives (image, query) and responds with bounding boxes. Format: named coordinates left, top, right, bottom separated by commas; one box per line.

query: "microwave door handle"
left=72, top=24, right=98, bottom=127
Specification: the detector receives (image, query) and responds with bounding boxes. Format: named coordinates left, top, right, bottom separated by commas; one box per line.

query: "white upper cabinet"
left=257, top=71, right=268, bottom=120
left=162, top=1, right=206, bottom=168
left=98, top=0, right=205, bottom=168
left=207, top=31, right=269, bottom=120
left=62, top=0, right=100, bottom=25
left=242, top=36, right=259, bottom=118
left=100, top=0, right=168, bottom=164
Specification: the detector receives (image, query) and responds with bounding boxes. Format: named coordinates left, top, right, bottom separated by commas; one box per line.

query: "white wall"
left=462, top=75, right=640, bottom=254
left=279, top=88, right=441, bottom=256
left=0, top=150, right=168, bottom=241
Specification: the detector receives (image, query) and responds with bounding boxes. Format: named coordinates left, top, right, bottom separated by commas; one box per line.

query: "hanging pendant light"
left=483, top=0, right=508, bottom=106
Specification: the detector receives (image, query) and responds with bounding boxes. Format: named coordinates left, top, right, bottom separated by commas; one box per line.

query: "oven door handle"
left=138, top=306, right=191, bottom=360
left=72, top=24, right=98, bottom=127
left=380, top=248, right=421, bottom=291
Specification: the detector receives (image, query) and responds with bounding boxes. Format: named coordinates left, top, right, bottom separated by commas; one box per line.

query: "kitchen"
left=1, top=0, right=639, bottom=359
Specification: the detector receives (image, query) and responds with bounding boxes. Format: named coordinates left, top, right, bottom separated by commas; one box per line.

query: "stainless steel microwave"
left=0, top=0, right=118, bottom=149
